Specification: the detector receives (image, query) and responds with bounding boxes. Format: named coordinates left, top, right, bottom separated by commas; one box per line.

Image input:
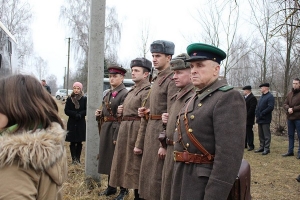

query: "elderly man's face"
left=190, top=60, right=220, bottom=89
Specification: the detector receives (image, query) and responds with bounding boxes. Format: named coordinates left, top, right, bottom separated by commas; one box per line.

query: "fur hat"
left=170, top=53, right=190, bottom=70
left=130, top=57, right=152, bottom=72
left=73, top=82, right=83, bottom=90
left=150, top=40, right=175, bottom=55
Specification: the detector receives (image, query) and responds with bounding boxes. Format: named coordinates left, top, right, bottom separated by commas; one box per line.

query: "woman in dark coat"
left=64, top=82, right=87, bottom=164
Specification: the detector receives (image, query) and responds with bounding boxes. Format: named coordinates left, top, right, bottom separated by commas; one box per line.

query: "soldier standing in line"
left=109, top=58, right=152, bottom=200
left=138, top=40, right=178, bottom=200
left=95, top=65, right=128, bottom=197
left=171, top=43, right=246, bottom=200
left=160, top=53, right=195, bottom=200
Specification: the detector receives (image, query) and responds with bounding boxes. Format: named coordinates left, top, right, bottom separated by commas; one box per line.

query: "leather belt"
left=166, top=138, right=174, bottom=146
left=173, top=151, right=214, bottom=164
left=122, top=116, right=141, bottom=121
left=149, top=114, right=162, bottom=120
left=103, top=116, right=118, bottom=122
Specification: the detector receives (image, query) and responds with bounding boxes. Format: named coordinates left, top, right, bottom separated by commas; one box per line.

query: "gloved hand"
left=75, top=113, right=81, bottom=120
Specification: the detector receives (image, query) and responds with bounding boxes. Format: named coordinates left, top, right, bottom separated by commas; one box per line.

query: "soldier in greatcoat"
left=160, top=53, right=195, bottom=200
left=138, top=40, right=178, bottom=200
left=109, top=58, right=152, bottom=200
left=95, top=65, right=128, bottom=197
left=171, top=43, right=246, bottom=200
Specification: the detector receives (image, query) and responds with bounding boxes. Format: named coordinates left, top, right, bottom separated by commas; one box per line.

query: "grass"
left=55, top=98, right=300, bottom=199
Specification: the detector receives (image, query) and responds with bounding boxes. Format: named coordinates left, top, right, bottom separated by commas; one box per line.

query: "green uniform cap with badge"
left=170, top=53, right=190, bottom=70
left=186, top=43, right=226, bottom=64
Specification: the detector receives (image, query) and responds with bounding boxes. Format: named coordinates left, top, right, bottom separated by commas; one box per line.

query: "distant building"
left=0, top=21, right=18, bottom=78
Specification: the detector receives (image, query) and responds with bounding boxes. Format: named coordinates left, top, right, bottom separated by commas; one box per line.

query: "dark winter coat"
left=160, top=83, right=194, bottom=200
left=171, top=79, right=246, bottom=200
left=138, top=67, right=178, bottom=200
left=64, top=95, right=87, bottom=142
left=109, top=78, right=151, bottom=189
left=98, top=83, right=128, bottom=175
left=283, top=89, right=300, bottom=120
left=245, top=92, right=257, bottom=125
left=255, top=92, right=274, bottom=124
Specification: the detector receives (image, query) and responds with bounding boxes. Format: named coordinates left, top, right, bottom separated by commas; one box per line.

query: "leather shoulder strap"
left=183, top=95, right=214, bottom=161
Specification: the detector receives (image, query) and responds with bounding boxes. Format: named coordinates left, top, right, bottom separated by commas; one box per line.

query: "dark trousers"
left=258, top=123, right=271, bottom=151
left=287, top=119, right=300, bottom=154
left=245, top=125, right=255, bottom=148
left=70, top=142, right=82, bottom=163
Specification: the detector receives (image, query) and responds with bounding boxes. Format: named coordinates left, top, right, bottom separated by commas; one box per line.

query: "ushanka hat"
left=130, top=57, right=152, bottom=72
left=150, top=40, right=175, bottom=55
left=186, top=43, right=226, bottom=64
left=170, top=53, right=190, bottom=70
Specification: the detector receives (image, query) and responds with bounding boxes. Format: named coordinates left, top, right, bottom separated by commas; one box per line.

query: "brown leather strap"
left=103, top=116, right=118, bottom=122
left=183, top=96, right=214, bottom=161
left=166, top=138, right=174, bottom=146
left=122, top=116, right=141, bottom=121
left=149, top=114, right=162, bottom=120
left=174, top=151, right=213, bottom=164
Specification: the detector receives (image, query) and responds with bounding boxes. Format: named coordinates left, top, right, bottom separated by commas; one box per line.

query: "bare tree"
left=46, top=74, right=58, bottom=94
left=60, top=0, right=121, bottom=63
left=192, top=0, right=247, bottom=78
left=271, top=0, right=300, bottom=98
left=34, top=55, right=48, bottom=80
left=60, top=0, right=122, bottom=86
left=0, top=0, right=33, bottom=70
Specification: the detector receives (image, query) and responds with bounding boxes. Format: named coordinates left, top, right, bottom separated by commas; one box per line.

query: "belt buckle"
left=104, top=116, right=108, bottom=122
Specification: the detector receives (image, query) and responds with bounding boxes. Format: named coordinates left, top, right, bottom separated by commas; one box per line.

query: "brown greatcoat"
left=0, top=122, right=68, bottom=200
left=171, top=79, right=246, bottom=200
left=109, top=78, right=151, bottom=189
left=98, top=83, right=128, bottom=175
left=138, top=67, right=178, bottom=200
left=160, top=82, right=194, bottom=200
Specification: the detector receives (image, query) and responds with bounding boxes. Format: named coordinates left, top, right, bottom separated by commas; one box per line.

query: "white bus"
left=0, top=21, right=18, bottom=78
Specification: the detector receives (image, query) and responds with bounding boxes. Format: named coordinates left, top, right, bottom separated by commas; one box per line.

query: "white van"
left=103, top=78, right=135, bottom=96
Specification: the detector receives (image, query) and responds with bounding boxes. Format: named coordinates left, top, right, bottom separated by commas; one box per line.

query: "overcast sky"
left=28, top=0, right=247, bottom=86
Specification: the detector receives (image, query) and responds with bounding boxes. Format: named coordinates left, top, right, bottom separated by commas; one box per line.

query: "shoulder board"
left=218, top=85, right=233, bottom=92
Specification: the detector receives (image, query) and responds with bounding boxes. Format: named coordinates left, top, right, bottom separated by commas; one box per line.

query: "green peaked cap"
left=186, top=43, right=226, bottom=64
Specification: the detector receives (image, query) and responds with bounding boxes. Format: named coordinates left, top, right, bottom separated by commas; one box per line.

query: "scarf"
left=71, top=92, right=83, bottom=109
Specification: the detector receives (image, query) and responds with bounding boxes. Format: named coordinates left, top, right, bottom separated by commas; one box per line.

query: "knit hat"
left=73, top=82, right=83, bottom=91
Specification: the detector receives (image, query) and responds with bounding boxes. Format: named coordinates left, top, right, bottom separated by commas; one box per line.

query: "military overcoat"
left=171, top=79, right=246, bottom=200
left=98, top=83, right=128, bottom=175
left=138, top=67, right=178, bottom=200
left=160, top=83, right=194, bottom=200
left=109, top=78, right=151, bottom=189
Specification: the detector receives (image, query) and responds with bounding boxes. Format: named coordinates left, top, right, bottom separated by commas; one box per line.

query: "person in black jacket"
left=64, top=82, right=87, bottom=164
left=255, top=83, right=274, bottom=155
left=41, top=79, right=51, bottom=94
left=242, top=85, right=257, bottom=151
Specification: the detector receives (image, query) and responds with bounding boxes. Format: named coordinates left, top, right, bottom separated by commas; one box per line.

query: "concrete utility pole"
left=66, top=38, right=71, bottom=95
left=85, top=0, right=105, bottom=182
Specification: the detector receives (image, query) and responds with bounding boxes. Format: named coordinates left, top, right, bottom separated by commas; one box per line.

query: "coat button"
left=190, top=115, right=194, bottom=119
left=188, top=128, right=193, bottom=133
left=198, top=103, right=202, bottom=107
left=186, top=143, right=190, bottom=147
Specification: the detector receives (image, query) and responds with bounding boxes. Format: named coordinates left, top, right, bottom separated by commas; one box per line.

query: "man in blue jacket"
left=255, top=83, right=275, bottom=155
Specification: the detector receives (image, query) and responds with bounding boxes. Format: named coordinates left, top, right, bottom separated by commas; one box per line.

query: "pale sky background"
left=28, top=0, right=247, bottom=86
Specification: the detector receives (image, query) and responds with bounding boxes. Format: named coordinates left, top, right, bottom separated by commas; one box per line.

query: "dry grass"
left=55, top=98, right=300, bottom=199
